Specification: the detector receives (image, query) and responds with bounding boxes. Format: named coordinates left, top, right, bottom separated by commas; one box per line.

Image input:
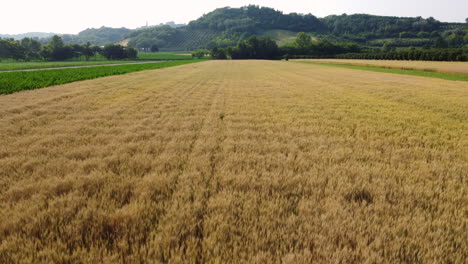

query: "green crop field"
left=0, top=60, right=144, bottom=71
left=0, top=53, right=200, bottom=71
left=0, top=60, right=202, bottom=94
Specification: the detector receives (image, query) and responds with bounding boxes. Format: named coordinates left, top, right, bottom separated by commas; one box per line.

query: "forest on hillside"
left=126, top=6, right=467, bottom=51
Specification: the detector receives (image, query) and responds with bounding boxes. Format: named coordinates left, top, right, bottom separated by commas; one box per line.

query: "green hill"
left=0, top=32, right=57, bottom=40
left=59, top=27, right=132, bottom=46
left=128, top=5, right=326, bottom=51
left=8, top=5, right=465, bottom=51
left=126, top=26, right=219, bottom=51
left=127, top=6, right=467, bottom=51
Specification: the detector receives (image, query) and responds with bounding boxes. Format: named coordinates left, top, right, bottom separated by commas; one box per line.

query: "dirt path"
left=0, top=61, right=466, bottom=263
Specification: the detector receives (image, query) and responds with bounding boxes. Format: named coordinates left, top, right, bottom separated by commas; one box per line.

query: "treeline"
left=61, top=27, right=132, bottom=46
left=196, top=36, right=279, bottom=60
left=199, top=33, right=363, bottom=60
left=336, top=48, right=468, bottom=61
left=0, top=35, right=137, bottom=61
left=370, top=30, right=468, bottom=49
left=281, top=33, right=361, bottom=57
left=189, top=5, right=325, bottom=34
left=202, top=32, right=468, bottom=61
left=322, top=14, right=443, bottom=39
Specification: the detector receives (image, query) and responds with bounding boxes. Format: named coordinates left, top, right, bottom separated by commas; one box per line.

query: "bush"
left=210, top=47, right=227, bottom=60
left=192, top=49, right=209, bottom=59
left=102, top=44, right=138, bottom=60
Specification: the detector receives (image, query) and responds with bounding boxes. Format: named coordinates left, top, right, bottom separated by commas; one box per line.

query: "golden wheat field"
left=0, top=61, right=467, bottom=263
left=295, top=59, right=468, bottom=75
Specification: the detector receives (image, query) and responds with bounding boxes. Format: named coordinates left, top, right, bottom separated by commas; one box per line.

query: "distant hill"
left=59, top=27, right=132, bottom=46
left=325, top=14, right=468, bottom=48
left=188, top=6, right=325, bottom=34
left=2, top=27, right=133, bottom=46
left=128, top=5, right=326, bottom=50
left=159, top=21, right=186, bottom=28
left=3, top=6, right=467, bottom=50
left=0, top=32, right=57, bottom=40
left=127, top=5, right=467, bottom=51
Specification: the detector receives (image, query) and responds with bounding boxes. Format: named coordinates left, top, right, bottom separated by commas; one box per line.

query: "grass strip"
left=295, top=61, right=468, bottom=82
left=138, top=52, right=195, bottom=60
left=0, top=60, right=203, bottom=95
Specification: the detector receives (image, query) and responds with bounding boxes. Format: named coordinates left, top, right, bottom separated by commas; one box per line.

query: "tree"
left=49, top=35, right=64, bottom=50
left=126, top=46, right=138, bottom=59
left=382, top=42, right=392, bottom=52
left=466, top=17, right=468, bottom=24
left=446, top=33, right=464, bottom=48
left=0, top=39, right=7, bottom=60
left=41, top=35, right=74, bottom=61
left=434, top=36, right=448, bottom=48
left=102, top=44, right=126, bottom=60
left=70, top=44, right=84, bottom=59
left=20, top=38, right=41, bottom=60
left=295, top=32, right=312, bottom=52
left=135, top=37, right=154, bottom=52
left=192, top=49, right=208, bottom=59
left=0, top=38, right=25, bottom=61
left=399, top=32, right=414, bottom=38
left=91, top=45, right=102, bottom=57
left=102, top=44, right=137, bottom=60
left=417, top=32, right=430, bottom=38
left=150, top=44, right=159, bottom=52
left=210, top=47, right=227, bottom=59
left=226, top=36, right=279, bottom=59
left=82, top=42, right=94, bottom=61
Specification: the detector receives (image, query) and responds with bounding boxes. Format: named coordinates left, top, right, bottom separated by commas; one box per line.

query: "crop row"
left=0, top=60, right=142, bottom=71
left=0, top=60, right=202, bottom=94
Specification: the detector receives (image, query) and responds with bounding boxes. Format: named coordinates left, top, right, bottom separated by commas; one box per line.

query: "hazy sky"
left=1, top=0, right=467, bottom=34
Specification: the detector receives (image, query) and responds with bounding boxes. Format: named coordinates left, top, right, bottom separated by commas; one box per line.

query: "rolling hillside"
left=4, top=5, right=467, bottom=50
left=127, top=5, right=467, bottom=51
left=0, top=32, right=57, bottom=40
left=61, top=27, right=132, bottom=46
left=128, top=5, right=325, bottom=50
